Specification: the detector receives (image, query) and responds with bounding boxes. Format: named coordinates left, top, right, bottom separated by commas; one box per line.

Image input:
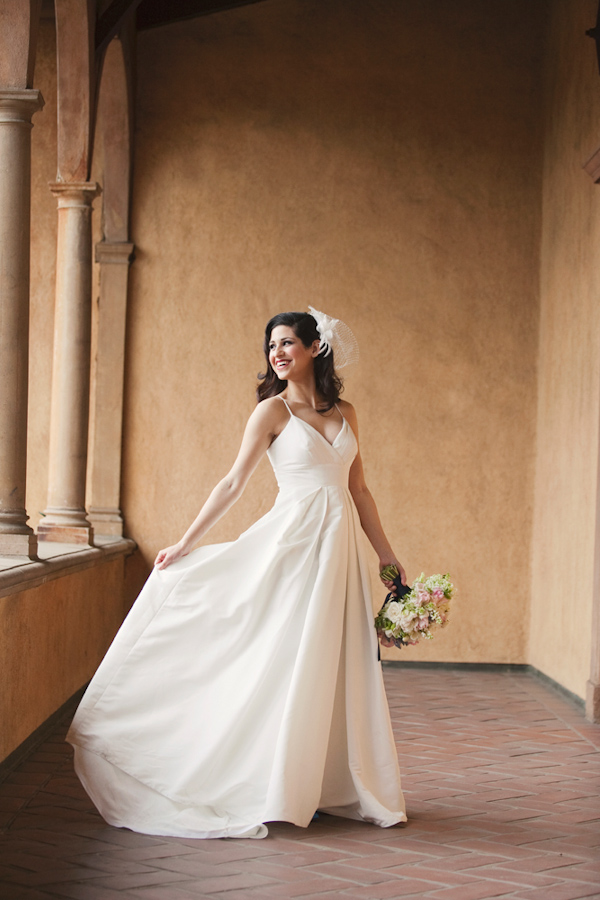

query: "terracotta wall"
left=528, top=0, right=600, bottom=699
left=120, top=0, right=544, bottom=665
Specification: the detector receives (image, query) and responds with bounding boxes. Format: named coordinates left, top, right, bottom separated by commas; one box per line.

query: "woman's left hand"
left=154, top=541, right=189, bottom=570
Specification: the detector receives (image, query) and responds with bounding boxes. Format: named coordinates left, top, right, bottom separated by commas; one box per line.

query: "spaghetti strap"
left=279, top=395, right=292, bottom=415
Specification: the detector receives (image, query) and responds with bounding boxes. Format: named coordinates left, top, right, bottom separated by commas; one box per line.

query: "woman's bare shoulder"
left=257, top=394, right=289, bottom=413
left=338, top=398, right=357, bottom=418
left=251, top=395, right=289, bottom=434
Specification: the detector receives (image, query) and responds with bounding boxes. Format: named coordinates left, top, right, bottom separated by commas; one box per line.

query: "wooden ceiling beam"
left=136, top=0, right=266, bottom=31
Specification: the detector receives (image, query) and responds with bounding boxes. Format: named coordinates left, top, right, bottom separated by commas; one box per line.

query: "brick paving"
left=0, top=666, right=599, bottom=900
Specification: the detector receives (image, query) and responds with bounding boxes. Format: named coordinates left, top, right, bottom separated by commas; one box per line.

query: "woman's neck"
left=283, top=377, right=322, bottom=410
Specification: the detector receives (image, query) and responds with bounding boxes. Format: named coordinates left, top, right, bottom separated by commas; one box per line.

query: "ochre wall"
left=528, top=0, right=600, bottom=699
left=25, top=2, right=598, bottom=705
left=121, top=0, right=544, bottom=664
left=0, top=558, right=132, bottom=761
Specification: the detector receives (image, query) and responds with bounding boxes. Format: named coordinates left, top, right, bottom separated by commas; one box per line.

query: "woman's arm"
left=342, top=402, right=407, bottom=586
left=154, top=398, right=287, bottom=570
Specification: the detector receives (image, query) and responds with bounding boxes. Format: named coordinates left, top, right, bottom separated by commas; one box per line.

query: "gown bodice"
left=267, top=402, right=357, bottom=492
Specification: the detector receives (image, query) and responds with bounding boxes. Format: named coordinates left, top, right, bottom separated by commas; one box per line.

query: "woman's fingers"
left=376, top=628, right=396, bottom=649
left=396, top=564, right=407, bottom=586
left=155, top=547, right=176, bottom=569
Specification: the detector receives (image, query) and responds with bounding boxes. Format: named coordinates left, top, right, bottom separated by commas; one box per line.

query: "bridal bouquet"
left=375, top=567, right=453, bottom=649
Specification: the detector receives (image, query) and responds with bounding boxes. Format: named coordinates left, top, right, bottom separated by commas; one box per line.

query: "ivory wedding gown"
left=67, top=399, right=407, bottom=839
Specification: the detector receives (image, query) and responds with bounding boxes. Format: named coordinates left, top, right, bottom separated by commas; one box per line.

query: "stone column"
left=87, top=240, right=134, bottom=536
left=0, top=89, right=44, bottom=557
left=38, top=181, right=100, bottom=545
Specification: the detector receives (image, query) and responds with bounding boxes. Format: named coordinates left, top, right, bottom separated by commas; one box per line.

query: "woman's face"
left=268, top=325, right=319, bottom=381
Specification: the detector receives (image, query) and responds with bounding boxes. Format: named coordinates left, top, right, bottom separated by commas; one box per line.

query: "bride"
left=67, top=307, right=408, bottom=839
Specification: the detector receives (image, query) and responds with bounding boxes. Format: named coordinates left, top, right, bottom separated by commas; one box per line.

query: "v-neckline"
left=292, top=413, right=346, bottom=449
left=278, top=395, right=346, bottom=449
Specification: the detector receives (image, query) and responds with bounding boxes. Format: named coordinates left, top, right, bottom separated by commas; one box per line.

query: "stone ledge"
left=0, top=536, right=136, bottom=599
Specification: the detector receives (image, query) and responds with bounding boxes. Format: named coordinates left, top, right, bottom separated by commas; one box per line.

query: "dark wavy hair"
left=256, top=311, right=343, bottom=411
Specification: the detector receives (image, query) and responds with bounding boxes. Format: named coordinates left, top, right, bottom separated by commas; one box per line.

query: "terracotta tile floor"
left=1, top=666, right=599, bottom=900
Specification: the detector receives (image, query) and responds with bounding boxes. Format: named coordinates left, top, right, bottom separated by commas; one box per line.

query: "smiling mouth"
left=275, top=360, right=291, bottom=368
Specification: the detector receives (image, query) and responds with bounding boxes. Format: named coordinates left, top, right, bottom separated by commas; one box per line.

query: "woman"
left=67, top=308, right=407, bottom=839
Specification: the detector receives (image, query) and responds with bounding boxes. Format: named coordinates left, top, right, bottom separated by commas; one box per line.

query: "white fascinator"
left=308, top=306, right=360, bottom=370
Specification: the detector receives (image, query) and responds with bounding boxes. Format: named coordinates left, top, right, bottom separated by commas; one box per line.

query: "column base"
left=37, top=522, right=94, bottom=546
left=87, top=507, right=123, bottom=537
left=586, top=679, right=600, bottom=723
left=0, top=532, right=38, bottom=559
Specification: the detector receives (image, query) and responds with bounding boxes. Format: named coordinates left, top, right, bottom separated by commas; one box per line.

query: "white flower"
left=385, top=601, right=401, bottom=624
left=399, top=612, right=417, bottom=632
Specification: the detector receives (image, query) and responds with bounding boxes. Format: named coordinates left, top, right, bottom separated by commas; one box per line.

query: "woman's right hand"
left=378, top=630, right=396, bottom=649
left=154, top=541, right=189, bottom=570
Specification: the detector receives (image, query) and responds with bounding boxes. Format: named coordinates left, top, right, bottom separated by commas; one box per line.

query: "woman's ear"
left=311, top=339, right=321, bottom=357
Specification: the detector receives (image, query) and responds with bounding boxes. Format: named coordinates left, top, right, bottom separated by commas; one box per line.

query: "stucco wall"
left=0, top=558, right=132, bottom=761
left=528, top=0, right=600, bottom=699
left=31, top=1, right=594, bottom=692
left=120, top=0, right=544, bottom=664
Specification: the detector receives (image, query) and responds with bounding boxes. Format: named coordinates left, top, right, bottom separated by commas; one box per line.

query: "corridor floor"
left=1, top=666, right=599, bottom=900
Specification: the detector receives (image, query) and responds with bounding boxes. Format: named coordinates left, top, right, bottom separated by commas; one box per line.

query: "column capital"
left=95, top=241, right=134, bottom=265
left=49, top=181, right=101, bottom=208
left=0, top=89, right=44, bottom=123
